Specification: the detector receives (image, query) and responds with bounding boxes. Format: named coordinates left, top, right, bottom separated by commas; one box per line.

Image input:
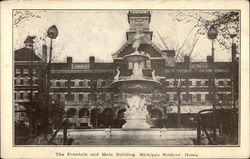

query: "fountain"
left=111, top=31, right=162, bottom=129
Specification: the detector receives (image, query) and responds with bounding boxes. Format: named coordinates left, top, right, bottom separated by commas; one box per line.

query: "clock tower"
left=126, top=10, right=153, bottom=41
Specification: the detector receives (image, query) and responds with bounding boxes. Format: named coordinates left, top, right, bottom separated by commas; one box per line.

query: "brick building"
left=14, top=10, right=238, bottom=129
left=14, top=36, right=43, bottom=126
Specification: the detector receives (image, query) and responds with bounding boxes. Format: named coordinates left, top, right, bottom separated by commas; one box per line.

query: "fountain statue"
left=114, top=67, right=120, bottom=81
left=111, top=31, right=162, bottom=129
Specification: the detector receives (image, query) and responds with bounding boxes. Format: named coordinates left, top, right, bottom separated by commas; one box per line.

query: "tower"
left=126, top=10, right=153, bottom=41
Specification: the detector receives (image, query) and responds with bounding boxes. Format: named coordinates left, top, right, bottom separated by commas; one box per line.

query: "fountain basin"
left=56, top=128, right=196, bottom=145
left=111, top=78, right=161, bottom=93
left=123, top=51, right=149, bottom=63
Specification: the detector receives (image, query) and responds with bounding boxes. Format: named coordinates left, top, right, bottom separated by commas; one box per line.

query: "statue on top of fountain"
left=114, top=67, right=120, bottom=81
left=132, top=28, right=144, bottom=52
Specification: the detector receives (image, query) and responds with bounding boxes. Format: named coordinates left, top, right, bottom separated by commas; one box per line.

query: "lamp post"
left=24, top=35, right=36, bottom=136
left=229, top=30, right=237, bottom=109
left=207, top=24, right=218, bottom=141
left=45, top=25, right=58, bottom=138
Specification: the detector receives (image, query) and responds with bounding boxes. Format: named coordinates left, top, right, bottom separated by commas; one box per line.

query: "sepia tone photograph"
left=12, top=9, right=241, bottom=146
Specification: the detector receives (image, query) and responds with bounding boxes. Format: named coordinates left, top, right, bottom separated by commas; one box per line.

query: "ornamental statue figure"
left=132, top=28, right=144, bottom=52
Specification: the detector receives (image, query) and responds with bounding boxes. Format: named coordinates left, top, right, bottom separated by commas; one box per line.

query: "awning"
left=169, top=105, right=213, bottom=114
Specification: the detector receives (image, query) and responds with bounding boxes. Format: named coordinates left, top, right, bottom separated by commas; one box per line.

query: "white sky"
left=14, top=10, right=232, bottom=63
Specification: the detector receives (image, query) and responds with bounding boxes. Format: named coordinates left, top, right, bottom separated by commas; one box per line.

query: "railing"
left=47, top=115, right=73, bottom=145
left=197, top=109, right=214, bottom=145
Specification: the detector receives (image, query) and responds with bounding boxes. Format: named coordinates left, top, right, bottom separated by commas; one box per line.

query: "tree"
left=13, top=10, right=44, bottom=27
left=156, top=27, right=200, bottom=128
left=175, top=11, right=239, bottom=51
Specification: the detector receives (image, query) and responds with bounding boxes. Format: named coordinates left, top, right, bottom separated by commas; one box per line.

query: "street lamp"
left=229, top=28, right=237, bottom=109
left=207, top=24, right=218, bottom=141
left=45, top=25, right=58, bottom=138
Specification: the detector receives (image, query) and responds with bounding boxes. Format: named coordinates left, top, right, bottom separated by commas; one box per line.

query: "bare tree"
left=13, top=10, right=44, bottom=27
left=175, top=11, right=239, bottom=51
left=156, top=28, right=200, bottom=128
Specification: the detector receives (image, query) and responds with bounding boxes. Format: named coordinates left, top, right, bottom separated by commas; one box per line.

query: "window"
left=227, top=81, right=232, bottom=86
left=196, top=94, right=201, bottom=101
left=79, top=81, right=84, bottom=87
left=227, top=94, right=232, bottom=100
left=14, top=93, right=16, bottom=100
left=218, top=81, right=224, bottom=86
left=217, top=93, right=224, bottom=100
left=146, top=60, right=151, bottom=68
left=55, top=94, right=61, bottom=102
left=196, top=81, right=201, bottom=86
left=27, top=93, right=31, bottom=99
left=20, top=79, right=24, bottom=85
left=174, top=94, right=178, bottom=101
left=183, top=94, right=192, bottom=101
left=79, top=94, right=83, bottom=102
left=34, top=92, right=38, bottom=98
left=14, top=79, right=16, bottom=85
left=33, top=69, right=36, bottom=74
left=87, top=94, right=91, bottom=101
left=205, top=94, right=210, bottom=101
left=181, top=81, right=186, bottom=86
left=106, top=93, right=111, bottom=101
left=56, top=81, right=61, bottom=87
left=173, top=81, right=178, bottom=87
left=84, top=80, right=89, bottom=87
left=34, top=79, right=38, bottom=85
left=23, top=69, right=29, bottom=74
left=65, top=81, right=69, bottom=87
left=204, top=81, right=209, bottom=86
left=49, top=95, right=52, bottom=101
left=16, top=68, right=21, bottom=74
left=165, top=81, right=170, bottom=86
left=70, top=81, right=75, bottom=87
left=19, top=93, right=24, bottom=100
left=88, top=93, right=96, bottom=101
left=101, top=81, right=106, bottom=87
left=188, top=81, right=192, bottom=86
left=27, top=79, right=31, bottom=85
left=189, top=94, right=192, bottom=101
left=183, top=94, right=188, bottom=101
left=24, top=79, right=28, bottom=85
left=166, top=94, right=169, bottom=101
left=92, top=94, right=97, bottom=101
left=66, top=94, right=74, bottom=101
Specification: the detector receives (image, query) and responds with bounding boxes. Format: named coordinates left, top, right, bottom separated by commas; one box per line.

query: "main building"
left=14, top=10, right=238, bottom=129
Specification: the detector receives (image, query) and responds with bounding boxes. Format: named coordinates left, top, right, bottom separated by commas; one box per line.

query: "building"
left=14, top=10, right=238, bottom=129
left=14, top=36, right=43, bottom=126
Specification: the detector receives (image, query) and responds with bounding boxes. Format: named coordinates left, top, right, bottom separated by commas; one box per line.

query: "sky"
left=14, top=10, right=233, bottom=63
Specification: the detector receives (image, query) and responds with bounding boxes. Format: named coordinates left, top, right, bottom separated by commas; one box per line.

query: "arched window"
left=79, top=108, right=89, bottom=118
left=117, top=109, right=126, bottom=120
left=102, top=108, right=113, bottom=128
left=151, top=109, right=163, bottom=120
left=66, top=108, right=77, bottom=118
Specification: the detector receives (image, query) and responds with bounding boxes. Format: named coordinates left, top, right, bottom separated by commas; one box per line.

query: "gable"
left=15, top=47, right=42, bottom=61
left=113, top=34, right=164, bottom=58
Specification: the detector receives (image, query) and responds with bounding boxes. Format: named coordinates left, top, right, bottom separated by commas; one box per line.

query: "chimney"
left=89, top=56, right=95, bottom=64
left=207, top=56, right=213, bottom=63
left=184, top=55, right=190, bottom=63
left=207, top=56, right=214, bottom=68
left=163, top=50, right=175, bottom=57
left=42, top=45, right=47, bottom=62
left=67, top=57, right=72, bottom=69
left=89, top=56, right=95, bottom=69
